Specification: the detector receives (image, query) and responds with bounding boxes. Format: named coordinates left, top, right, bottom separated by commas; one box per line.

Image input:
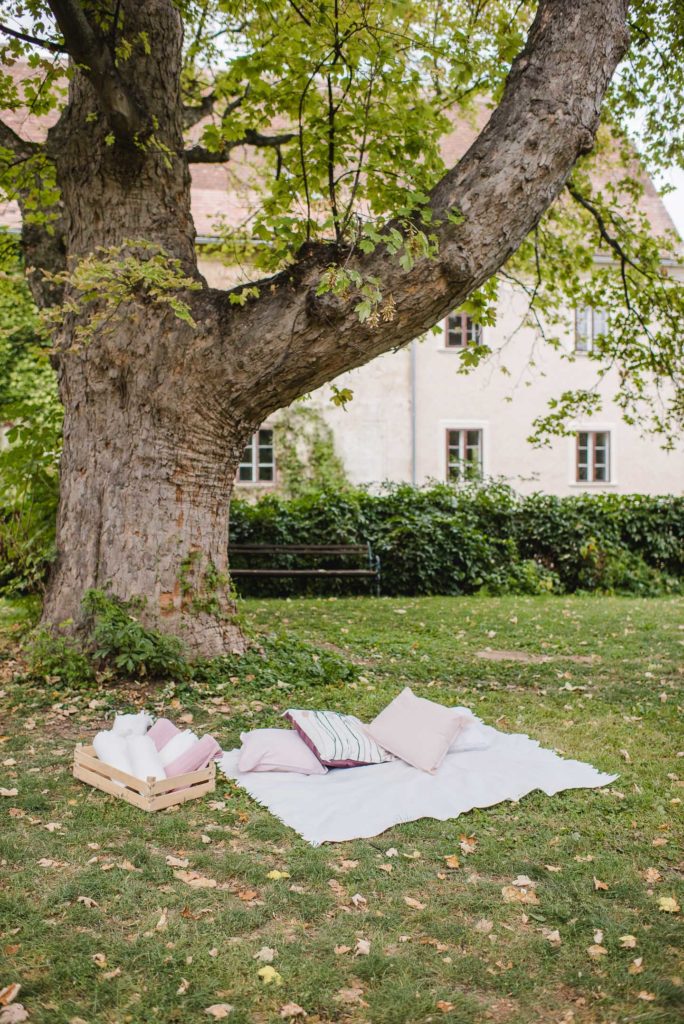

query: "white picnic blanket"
left=218, top=722, right=617, bottom=846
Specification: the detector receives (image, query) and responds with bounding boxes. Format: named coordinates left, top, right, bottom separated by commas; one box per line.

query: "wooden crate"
left=73, top=744, right=216, bottom=812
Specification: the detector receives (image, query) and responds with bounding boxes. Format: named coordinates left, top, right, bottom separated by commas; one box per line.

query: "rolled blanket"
left=165, top=734, right=222, bottom=778
left=93, top=731, right=134, bottom=781
left=127, top=734, right=166, bottom=781
left=158, top=729, right=198, bottom=768
left=112, top=712, right=153, bottom=737
left=147, top=718, right=180, bottom=752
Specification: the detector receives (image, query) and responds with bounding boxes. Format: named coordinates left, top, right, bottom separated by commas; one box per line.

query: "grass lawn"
left=0, top=594, right=682, bottom=1024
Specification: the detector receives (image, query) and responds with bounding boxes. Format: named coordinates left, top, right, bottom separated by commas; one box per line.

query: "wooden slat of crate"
left=73, top=744, right=215, bottom=812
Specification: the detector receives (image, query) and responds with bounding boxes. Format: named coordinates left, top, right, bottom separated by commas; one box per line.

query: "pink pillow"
left=238, top=728, right=328, bottom=775
left=365, top=687, right=466, bottom=774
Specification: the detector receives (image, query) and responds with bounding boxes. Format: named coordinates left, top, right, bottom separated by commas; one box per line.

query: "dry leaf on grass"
left=354, top=938, right=371, bottom=956
left=43, top=822, right=62, bottom=832
left=542, top=928, right=561, bottom=947
left=205, top=1005, right=233, bottom=1019
left=334, top=986, right=367, bottom=1006
left=403, top=896, right=426, bottom=910
left=628, top=957, right=644, bottom=975
left=257, top=966, right=282, bottom=986
left=643, top=867, right=661, bottom=884
left=0, top=1005, right=29, bottom=1023
left=118, top=860, right=141, bottom=872
left=593, top=929, right=604, bottom=945
left=443, top=855, right=460, bottom=870
left=545, top=865, right=562, bottom=873
left=403, top=850, right=421, bottom=860
left=385, top=848, right=398, bottom=857
left=658, top=896, right=680, bottom=913
left=351, top=893, right=367, bottom=908
left=474, top=919, right=493, bottom=934
left=266, top=870, right=290, bottom=880
left=166, top=855, right=189, bottom=868
left=587, top=944, right=608, bottom=959
left=177, top=978, right=190, bottom=995
left=338, top=859, right=359, bottom=871
left=459, top=835, right=477, bottom=855
left=279, top=1004, right=306, bottom=1019
left=156, top=908, right=168, bottom=931
left=208, top=948, right=219, bottom=958
left=76, top=896, right=98, bottom=909
left=378, top=863, right=393, bottom=874
left=0, top=789, right=18, bottom=798
left=619, top=935, right=637, bottom=948
left=652, top=837, right=667, bottom=847
left=501, top=886, right=539, bottom=905
left=174, top=870, right=217, bottom=889
left=103, top=968, right=121, bottom=980
left=238, top=890, right=259, bottom=902
left=593, top=877, right=609, bottom=891
left=91, top=953, right=107, bottom=968
left=436, top=1001, right=454, bottom=1013
left=334, top=945, right=352, bottom=955
left=0, top=986, right=20, bottom=1007
left=253, top=947, right=276, bottom=963
left=637, top=991, right=656, bottom=1001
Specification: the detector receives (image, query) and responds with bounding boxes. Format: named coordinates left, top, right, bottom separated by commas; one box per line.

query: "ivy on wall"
left=274, top=405, right=348, bottom=498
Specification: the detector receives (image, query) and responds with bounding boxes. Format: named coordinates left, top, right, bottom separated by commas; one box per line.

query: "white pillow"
left=238, top=728, right=328, bottom=775
left=448, top=707, right=492, bottom=753
left=284, top=709, right=394, bottom=768
left=365, top=687, right=467, bottom=774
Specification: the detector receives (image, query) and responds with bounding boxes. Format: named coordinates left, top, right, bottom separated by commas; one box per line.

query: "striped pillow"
left=284, top=709, right=394, bottom=768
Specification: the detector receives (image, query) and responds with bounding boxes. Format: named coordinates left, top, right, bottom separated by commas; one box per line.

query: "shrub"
left=229, top=482, right=683, bottom=597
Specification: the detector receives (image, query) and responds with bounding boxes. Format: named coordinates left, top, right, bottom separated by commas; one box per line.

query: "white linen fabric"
left=158, top=729, right=198, bottom=768
left=127, top=734, right=166, bottom=781
left=93, top=731, right=134, bottom=782
left=219, top=719, right=617, bottom=846
left=448, top=707, right=492, bottom=753
left=111, top=712, right=153, bottom=737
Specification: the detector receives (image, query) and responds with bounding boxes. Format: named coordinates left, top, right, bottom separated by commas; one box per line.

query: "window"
left=575, top=306, right=608, bottom=353
left=445, top=311, right=482, bottom=348
left=446, top=428, right=483, bottom=482
left=238, top=428, right=275, bottom=483
left=576, top=431, right=610, bottom=483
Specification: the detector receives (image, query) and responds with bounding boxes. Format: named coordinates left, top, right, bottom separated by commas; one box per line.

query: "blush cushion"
left=284, top=709, right=394, bottom=768
left=365, top=687, right=467, bottom=774
left=238, top=728, right=328, bottom=775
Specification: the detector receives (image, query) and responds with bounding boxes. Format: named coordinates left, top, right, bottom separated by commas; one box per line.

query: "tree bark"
left=18, top=0, right=628, bottom=657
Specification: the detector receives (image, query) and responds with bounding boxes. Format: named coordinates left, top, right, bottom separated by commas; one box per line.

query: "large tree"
left=0, top=0, right=680, bottom=656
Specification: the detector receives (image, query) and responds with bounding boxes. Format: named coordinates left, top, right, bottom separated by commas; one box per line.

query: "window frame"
left=574, top=306, right=608, bottom=354
left=237, top=427, right=276, bottom=485
left=575, top=430, right=611, bottom=484
left=445, top=427, right=484, bottom=483
left=444, top=311, right=482, bottom=349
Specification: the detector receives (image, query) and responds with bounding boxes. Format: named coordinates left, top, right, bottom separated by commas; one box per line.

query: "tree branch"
left=185, top=128, right=296, bottom=163
left=0, top=21, right=66, bottom=53
left=195, top=0, right=630, bottom=423
left=47, top=0, right=147, bottom=139
left=0, top=117, right=41, bottom=160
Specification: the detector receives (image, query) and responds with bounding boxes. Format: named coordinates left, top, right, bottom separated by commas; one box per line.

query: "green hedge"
left=229, top=482, right=684, bottom=596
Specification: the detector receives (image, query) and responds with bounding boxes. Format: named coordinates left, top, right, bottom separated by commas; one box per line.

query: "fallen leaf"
left=501, top=885, right=539, bottom=905
left=658, top=896, right=680, bottom=913
left=279, top=1003, right=306, bottom=1019
left=156, top=908, right=168, bottom=931
left=92, top=953, right=107, bottom=968
left=257, top=966, right=282, bottom=986
left=103, top=968, right=121, bottom=980
left=628, top=957, right=644, bottom=975
left=334, top=945, right=352, bottom=955
left=354, top=938, right=371, bottom=956
left=205, top=1005, right=233, bottom=1019
left=166, top=855, right=189, bottom=868
left=208, top=948, right=219, bottom=958
left=619, top=935, right=637, bottom=949
left=43, top=822, right=62, bottom=833
left=338, top=859, right=359, bottom=871
left=174, top=870, right=217, bottom=889
left=119, top=860, right=141, bottom=872
left=574, top=854, right=594, bottom=863
left=511, top=875, right=536, bottom=888
left=593, top=929, right=604, bottom=945
left=436, top=1000, right=454, bottom=1013
left=637, top=991, right=656, bottom=1001
left=474, top=919, right=493, bottom=934
left=643, top=867, right=661, bottom=884
left=403, top=896, right=426, bottom=910
left=444, top=855, right=460, bottom=870
left=403, top=850, right=421, bottom=860
left=334, top=986, right=366, bottom=1005
left=542, top=928, right=561, bottom=947
left=0, top=1005, right=29, bottom=1023
left=177, top=978, right=190, bottom=995
left=253, top=947, right=276, bottom=963
left=200, top=834, right=211, bottom=844
left=0, top=986, right=20, bottom=1007
left=652, top=837, right=667, bottom=847
left=238, top=890, right=258, bottom=902
left=266, top=870, right=290, bottom=880
left=459, top=835, right=477, bottom=856
left=378, top=863, right=393, bottom=874
left=587, top=944, right=608, bottom=959
left=0, top=788, right=18, bottom=798
left=76, top=896, right=98, bottom=909
left=545, top=865, right=562, bottom=873
left=37, top=858, right=66, bottom=869
left=385, top=848, right=398, bottom=857
left=593, top=877, right=609, bottom=891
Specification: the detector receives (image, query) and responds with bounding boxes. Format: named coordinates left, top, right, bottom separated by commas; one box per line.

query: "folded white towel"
left=93, top=731, right=134, bottom=781
left=158, top=729, right=198, bottom=768
left=127, top=734, right=166, bottom=781
left=112, top=712, right=153, bottom=737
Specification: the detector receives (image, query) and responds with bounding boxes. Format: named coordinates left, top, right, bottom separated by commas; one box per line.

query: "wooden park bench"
left=229, top=543, right=381, bottom=596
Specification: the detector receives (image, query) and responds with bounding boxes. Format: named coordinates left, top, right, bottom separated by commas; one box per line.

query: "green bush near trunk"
left=229, top=482, right=684, bottom=597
